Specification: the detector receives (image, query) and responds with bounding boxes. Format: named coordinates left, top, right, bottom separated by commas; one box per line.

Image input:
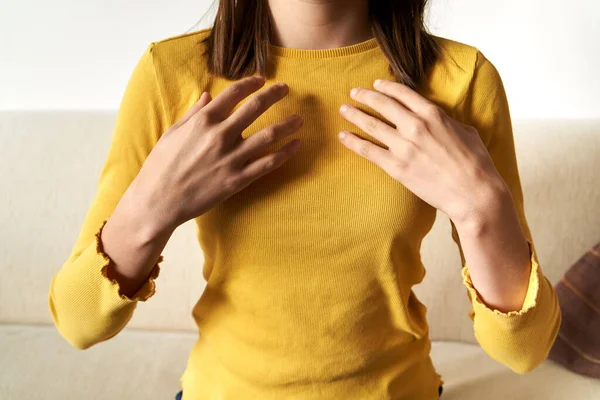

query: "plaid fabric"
left=548, top=242, right=600, bottom=378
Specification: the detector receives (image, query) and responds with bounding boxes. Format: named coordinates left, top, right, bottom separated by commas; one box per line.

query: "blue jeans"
left=175, top=385, right=443, bottom=399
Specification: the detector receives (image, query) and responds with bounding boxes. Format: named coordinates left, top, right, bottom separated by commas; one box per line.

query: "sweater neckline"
left=267, top=36, right=379, bottom=59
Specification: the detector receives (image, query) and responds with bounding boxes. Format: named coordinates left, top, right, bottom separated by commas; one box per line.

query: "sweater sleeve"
left=450, top=50, right=562, bottom=373
left=48, top=42, right=169, bottom=350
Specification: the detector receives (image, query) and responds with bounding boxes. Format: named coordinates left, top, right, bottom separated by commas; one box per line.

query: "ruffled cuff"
left=462, top=239, right=540, bottom=319
left=95, top=219, right=163, bottom=302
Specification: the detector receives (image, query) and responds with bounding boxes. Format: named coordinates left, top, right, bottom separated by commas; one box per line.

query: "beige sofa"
left=1, top=112, right=599, bottom=399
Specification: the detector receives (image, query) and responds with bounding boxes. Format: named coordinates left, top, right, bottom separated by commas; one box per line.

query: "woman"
left=48, top=0, right=561, bottom=399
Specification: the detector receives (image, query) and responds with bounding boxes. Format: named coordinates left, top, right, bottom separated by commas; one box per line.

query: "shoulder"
left=427, top=36, right=511, bottom=146
left=433, top=35, right=480, bottom=63
left=135, top=28, right=214, bottom=124
left=430, top=35, right=498, bottom=80
left=147, top=27, right=212, bottom=70
left=423, top=35, right=505, bottom=120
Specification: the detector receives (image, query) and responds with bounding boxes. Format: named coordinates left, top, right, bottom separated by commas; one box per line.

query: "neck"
left=266, top=0, right=373, bottom=50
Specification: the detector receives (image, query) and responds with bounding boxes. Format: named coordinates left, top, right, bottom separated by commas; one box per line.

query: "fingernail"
left=350, top=88, right=359, bottom=97
left=374, top=79, right=383, bottom=87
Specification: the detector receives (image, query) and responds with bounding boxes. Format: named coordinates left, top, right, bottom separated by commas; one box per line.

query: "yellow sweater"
left=49, top=28, right=561, bottom=399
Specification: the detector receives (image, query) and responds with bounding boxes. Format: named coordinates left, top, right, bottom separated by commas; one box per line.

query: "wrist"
left=120, top=178, right=179, bottom=242
left=451, top=177, right=513, bottom=235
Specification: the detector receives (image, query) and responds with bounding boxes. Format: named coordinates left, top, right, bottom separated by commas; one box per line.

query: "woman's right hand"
left=131, top=75, right=303, bottom=234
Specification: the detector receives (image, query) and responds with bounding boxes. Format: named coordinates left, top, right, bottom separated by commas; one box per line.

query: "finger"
left=172, top=91, right=212, bottom=130
left=201, top=75, right=267, bottom=121
left=349, top=87, right=416, bottom=129
left=338, top=130, right=397, bottom=169
left=339, top=103, right=398, bottom=147
left=372, top=79, right=434, bottom=115
left=234, top=113, right=303, bottom=162
left=222, top=82, right=290, bottom=136
left=237, top=138, right=301, bottom=183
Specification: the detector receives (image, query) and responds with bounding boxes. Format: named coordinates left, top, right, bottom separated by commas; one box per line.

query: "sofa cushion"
left=1, top=325, right=195, bottom=400
left=1, top=325, right=598, bottom=400
left=430, top=341, right=600, bottom=399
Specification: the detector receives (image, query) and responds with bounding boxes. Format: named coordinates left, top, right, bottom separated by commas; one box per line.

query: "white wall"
left=1, top=0, right=599, bottom=118
left=428, top=0, right=600, bottom=119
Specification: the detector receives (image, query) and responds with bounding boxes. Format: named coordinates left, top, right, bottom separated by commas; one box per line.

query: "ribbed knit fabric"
left=49, top=27, right=561, bottom=399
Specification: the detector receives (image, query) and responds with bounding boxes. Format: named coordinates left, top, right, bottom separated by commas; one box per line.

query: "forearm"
left=450, top=178, right=561, bottom=373
left=101, top=177, right=178, bottom=297
left=49, top=177, right=178, bottom=349
left=451, top=181, right=532, bottom=313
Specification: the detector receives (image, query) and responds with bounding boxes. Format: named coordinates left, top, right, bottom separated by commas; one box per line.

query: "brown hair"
left=201, top=0, right=440, bottom=89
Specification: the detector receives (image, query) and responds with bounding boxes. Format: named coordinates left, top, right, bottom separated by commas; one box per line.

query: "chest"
left=196, top=57, right=438, bottom=260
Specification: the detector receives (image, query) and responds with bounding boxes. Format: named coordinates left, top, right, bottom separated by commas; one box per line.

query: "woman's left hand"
left=338, top=79, right=508, bottom=225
